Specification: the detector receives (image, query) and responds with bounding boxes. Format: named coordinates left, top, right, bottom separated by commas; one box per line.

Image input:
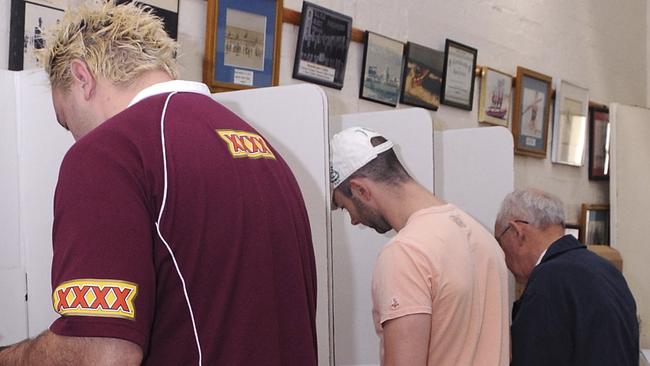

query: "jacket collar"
left=539, top=234, right=586, bottom=265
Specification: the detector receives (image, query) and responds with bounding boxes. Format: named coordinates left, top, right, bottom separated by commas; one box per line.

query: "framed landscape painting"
left=359, top=31, right=404, bottom=107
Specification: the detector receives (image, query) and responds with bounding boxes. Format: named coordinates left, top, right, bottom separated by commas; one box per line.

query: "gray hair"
left=496, top=188, right=565, bottom=229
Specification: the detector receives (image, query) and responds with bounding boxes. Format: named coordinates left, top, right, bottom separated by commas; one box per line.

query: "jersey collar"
left=128, top=80, right=212, bottom=107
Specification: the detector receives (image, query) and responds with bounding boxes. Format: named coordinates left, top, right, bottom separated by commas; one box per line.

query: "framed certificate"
left=441, top=39, right=478, bottom=110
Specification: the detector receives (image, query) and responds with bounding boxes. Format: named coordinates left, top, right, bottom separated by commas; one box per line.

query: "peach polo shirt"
left=372, top=204, right=509, bottom=366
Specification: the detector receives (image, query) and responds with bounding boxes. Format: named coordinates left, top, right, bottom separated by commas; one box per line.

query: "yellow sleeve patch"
left=52, top=279, right=138, bottom=320
left=216, top=129, right=276, bottom=160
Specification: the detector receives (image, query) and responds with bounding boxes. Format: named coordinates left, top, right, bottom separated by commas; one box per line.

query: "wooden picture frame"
left=588, top=106, right=610, bottom=181
left=359, top=31, right=404, bottom=107
left=400, top=42, right=444, bottom=111
left=551, top=79, right=589, bottom=166
left=204, top=0, right=283, bottom=92
left=478, top=67, right=512, bottom=126
left=292, top=1, right=352, bottom=90
left=441, top=39, right=478, bottom=110
left=9, top=0, right=66, bottom=71
left=579, top=204, right=610, bottom=246
left=512, top=66, right=553, bottom=158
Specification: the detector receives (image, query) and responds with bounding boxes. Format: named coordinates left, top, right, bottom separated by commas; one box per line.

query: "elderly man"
left=495, top=188, right=638, bottom=366
left=330, top=126, right=509, bottom=366
left=0, top=2, right=317, bottom=365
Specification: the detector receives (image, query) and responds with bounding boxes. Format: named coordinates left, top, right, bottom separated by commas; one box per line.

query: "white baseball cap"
left=330, top=127, right=394, bottom=189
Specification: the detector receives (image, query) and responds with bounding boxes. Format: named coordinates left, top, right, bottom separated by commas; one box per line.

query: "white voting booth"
left=0, top=70, right=513, bottom=366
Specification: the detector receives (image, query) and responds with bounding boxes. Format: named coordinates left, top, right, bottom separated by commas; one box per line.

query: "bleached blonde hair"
left=40, top=1, right=179, bottom=89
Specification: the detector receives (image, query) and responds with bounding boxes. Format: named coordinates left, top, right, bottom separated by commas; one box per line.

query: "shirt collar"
left=535, top=248, right=548, bottom=267
left=128, top=80, right=211, bottom=107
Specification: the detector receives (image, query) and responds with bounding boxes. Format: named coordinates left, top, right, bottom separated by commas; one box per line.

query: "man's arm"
left=0, top=330, right=142, bottom=366
left=382, top=313, right=431, bottom=366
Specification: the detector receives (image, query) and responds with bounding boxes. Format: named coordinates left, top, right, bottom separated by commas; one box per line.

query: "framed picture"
left=441, top=39, right=478, bottom=110
left=9, top=0, right=66, bottom=71
left=292, top=1, right=352, bottom=90
left=588, top=107, right=610, bottom=181
left=551, top=80, right=589, bottom=166
left=116, top=0, right=180, bottom=40
left=579, top=204, right=610, bottom=246
left=478, top=67, right=512, bottom=126
left=400, top=42, right=444, bottom=111
left=204, top=0, right=283, bottom=92
left=564, top=223, right=580, bottom=240
left=359, top=31, right=404, bottom=107
left=512, top=66, right=553, bottom=158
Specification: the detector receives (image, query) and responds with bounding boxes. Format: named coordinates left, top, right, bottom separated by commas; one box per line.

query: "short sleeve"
left=372, top=241, right=435, bottom=326
left=49, top=140, right=155, bottom=353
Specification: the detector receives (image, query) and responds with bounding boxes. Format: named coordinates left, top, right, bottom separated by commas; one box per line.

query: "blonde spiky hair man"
left=0, top=1, right=319, bottom=365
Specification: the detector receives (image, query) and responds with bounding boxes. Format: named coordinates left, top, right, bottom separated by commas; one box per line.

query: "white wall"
left=1, top=0, right=646, bottom=222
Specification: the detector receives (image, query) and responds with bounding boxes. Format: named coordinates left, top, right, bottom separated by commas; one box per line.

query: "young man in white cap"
left=330, top=126, right=509, bottom=366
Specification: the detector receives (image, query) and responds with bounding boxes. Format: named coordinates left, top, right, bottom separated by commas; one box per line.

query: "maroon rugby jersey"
left=49, top=87, right=318, bottom=365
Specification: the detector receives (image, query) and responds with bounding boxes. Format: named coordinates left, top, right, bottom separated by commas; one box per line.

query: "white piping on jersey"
left=154, top=91, right=203, bottom=365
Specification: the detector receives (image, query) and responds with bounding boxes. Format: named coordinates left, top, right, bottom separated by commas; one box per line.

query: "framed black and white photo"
left=551, top=79, right=589, bottom=167
left=9, top=0, right=66, bottom=70
left=441, top=39, right=478, bottom=110
left=292, top=1, right=352, bottom=89
left=117, top=0, right=180, bottom=40
left=359, top=31, right=404, bottom=107
left=400, top=42, right=444, bottom=111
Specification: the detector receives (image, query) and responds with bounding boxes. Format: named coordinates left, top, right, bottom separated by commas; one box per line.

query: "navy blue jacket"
left=511, top=235, right=638, bottom=366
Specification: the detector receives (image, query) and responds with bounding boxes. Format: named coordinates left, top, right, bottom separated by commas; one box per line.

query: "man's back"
left=50, top=92, right=318, bottom=365
left=372, top=204, right=509, bottom=366
left=512, top=235, right=638, bottom=366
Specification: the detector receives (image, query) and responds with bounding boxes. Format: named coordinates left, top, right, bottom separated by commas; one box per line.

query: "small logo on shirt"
left=449, top=214, right=466, bottom=228
left=216, top=129, right=276, bottom=160
left=52, top=279, right=138, bottom=320
left=391, top=297, right=400, bottom=310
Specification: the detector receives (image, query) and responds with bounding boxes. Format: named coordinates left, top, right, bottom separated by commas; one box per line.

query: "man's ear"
left=511, top=220, right=526, bottom=244
left=349, top=178, right=371, bottom=202
left=69, top=59, right=95, bottom=100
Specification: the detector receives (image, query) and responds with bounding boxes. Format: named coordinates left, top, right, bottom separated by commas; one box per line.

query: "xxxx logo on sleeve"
left=52, top=279, right=138, bottom=320
left=216, top=129, right=276, bottom=160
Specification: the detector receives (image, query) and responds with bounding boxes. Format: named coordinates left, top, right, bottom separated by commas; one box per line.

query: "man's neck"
left=96, top=70, right=174, bottom=124
left=379, top=180, right=445, bottom=231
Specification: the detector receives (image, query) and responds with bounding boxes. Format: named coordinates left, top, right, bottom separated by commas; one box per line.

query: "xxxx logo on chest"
left=52, top=279, right=138, bottom=320
left=216, top=129, right=276, bottom=160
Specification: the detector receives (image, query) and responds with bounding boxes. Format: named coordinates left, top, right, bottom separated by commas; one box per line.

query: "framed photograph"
left=512, top=66, right=553, bottom=158
left=478, top=67, right=512, bottom=126
left=9, top=0, right=65, bottom=71
left=116, top=0, right=180, bottom=40
left=588, top=107, right=610, bottom=180
left=441, top=39, right=478, bottom=110
left=551, top=80, right=589, bottom=166
left=564, top=223, right=580, bottom=240
left=579, top=204, right=610, bottom=246
left=292, top=1, right=352, bottom=90
left=204, top=0, right=283, bottom=92
left=400, top=42, right=444, bottom=111
left=359, top=31, right=404, bottom=107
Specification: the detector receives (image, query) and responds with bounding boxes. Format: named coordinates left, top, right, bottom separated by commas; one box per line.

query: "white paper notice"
left=234, top=69, right=254, bottom=86
left=525, top=137, right=537, bottom=147
left=298, top=60, right=335, bottom=83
